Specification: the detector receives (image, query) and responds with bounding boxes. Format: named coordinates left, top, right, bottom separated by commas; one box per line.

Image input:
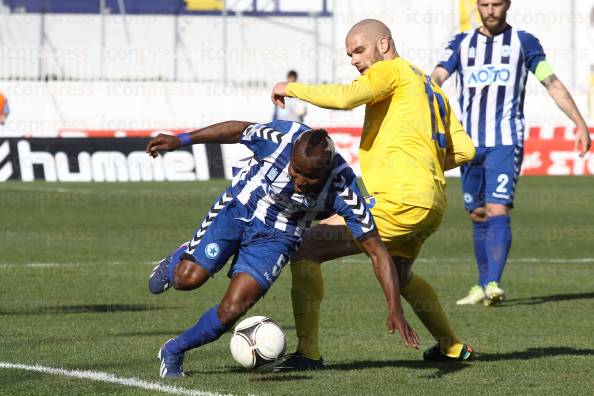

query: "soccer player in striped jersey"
left=431, top=0, right=591, bottom=306
left=145, top=120, right=418, bottom=377
left=271, top=19, right=476, bottom=369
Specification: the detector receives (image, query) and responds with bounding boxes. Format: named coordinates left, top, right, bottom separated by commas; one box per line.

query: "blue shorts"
left=460, top=145, right=523, bottom=212
left=181, top=192, right=300, bottom=292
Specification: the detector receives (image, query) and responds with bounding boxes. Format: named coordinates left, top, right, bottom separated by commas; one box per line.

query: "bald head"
left=347, top=19, right=392, bottom=44
left=345, top=19, right=397, bottom=74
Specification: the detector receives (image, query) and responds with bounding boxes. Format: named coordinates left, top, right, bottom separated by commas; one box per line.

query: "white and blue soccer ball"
left=229, top=316, right=286, bottom=370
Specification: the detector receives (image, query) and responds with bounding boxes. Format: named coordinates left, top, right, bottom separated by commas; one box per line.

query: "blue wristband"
left=178, top=132, right=192, bottom=146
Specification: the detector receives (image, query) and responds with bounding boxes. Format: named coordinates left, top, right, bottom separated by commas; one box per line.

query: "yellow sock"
left=290, top=261, right=323, bottom=360
left=400, top=274, right=464, bottom=357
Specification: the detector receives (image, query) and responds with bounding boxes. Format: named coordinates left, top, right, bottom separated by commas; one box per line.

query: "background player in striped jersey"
left=431, top=0, right=591, bottom=305
left=145, top=120, right=418, bottom=377
left=271, top=19, right=476, bottom=369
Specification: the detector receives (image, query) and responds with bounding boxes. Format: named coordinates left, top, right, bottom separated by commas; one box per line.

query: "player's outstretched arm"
left=272, top=61, right=400, bottom=111
left=359, top=234, right=420, bottom=349
left=541, top=75, right=591, bottom=157
left=272, top=80, right=375, bottom=111
left=146, top=120, right=252, bottom=157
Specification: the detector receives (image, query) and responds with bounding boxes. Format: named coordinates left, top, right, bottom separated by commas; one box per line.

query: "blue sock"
left=167, top=305, right=231, bottom=354
left=485, top=215, right=512, bottom=284
left=472, top=221, right=489, bottom=287
left=167, top=244, right=188, bottom=283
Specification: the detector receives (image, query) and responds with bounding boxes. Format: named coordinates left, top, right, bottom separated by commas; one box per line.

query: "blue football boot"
left=148, top=243, right=188, bottom=295
left=158, top=339, right=185, bottom=378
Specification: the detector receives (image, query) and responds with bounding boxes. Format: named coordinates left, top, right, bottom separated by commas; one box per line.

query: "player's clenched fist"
left=146, top=133, right=181, bottom=157
left=271, top=82, right=288, bottom=108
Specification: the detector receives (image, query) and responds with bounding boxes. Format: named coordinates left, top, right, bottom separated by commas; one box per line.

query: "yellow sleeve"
left=286, top=61, right=399, bottom=110
left=444, top=112, right=475, bottom=170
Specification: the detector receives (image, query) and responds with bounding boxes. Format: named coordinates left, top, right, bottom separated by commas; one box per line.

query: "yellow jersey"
left=286, top=57, right=475, bottom=213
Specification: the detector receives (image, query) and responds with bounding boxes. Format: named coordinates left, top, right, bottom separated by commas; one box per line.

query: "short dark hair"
left=287, top=70, right=298, bottom=79
left=294, top=129, right=335, bottom=170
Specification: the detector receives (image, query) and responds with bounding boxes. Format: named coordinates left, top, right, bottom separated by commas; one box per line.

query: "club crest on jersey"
left=265, top=166, right=281, bottom=183
left=500, top=45, right=512, bottom=57
left=466, top=64, right=512, bottom=87
left=205, top=243, right=220, bottom=259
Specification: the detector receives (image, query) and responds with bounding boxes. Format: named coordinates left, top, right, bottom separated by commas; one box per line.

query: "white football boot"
left=456, top=285, right=486, bottom=305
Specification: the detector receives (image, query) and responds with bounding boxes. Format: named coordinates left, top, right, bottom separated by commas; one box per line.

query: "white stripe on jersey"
left=500, top=31, right=521, bottom=146
left=484, top=37, right=503, bottom=147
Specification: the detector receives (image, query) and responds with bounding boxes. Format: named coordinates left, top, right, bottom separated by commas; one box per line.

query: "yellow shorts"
left=366, top=195, right=443, bottom=259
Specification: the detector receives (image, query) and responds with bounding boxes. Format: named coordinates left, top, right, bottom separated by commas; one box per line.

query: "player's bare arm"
left=146, top=120, right=252, bottom=157
left=541, top=74, right=592, bottom=157
left=430, top=66, right=450, bottom=87
left=359, top=233, right=420, bottom=349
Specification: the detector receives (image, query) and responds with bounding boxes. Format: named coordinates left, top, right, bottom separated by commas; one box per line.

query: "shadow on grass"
left=0, top=304, right=172, bottom=315
left=476, top=347, right=594, bottom=362
left=502, top=292, right=594, bottom=306
left=327, top=360, right=469, bottom=378
left=252, top=374, right=313, bottom=382
left=186, top=347, right=594, bottom=380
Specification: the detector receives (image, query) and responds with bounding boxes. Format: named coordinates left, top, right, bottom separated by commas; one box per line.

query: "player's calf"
left=217, top=273, right=262, bottom=326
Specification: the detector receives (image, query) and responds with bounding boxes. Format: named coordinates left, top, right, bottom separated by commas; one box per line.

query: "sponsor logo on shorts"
left=204, top=243, right=221, bottom=259
left=492, top=192, right=510, bottom=200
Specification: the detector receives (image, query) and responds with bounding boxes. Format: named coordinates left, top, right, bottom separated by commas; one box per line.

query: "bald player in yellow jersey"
left=271, top=19, right=476, bottom=370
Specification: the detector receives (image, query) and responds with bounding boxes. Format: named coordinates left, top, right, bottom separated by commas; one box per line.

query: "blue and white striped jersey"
left=228, top=120, right=375, bottom=240
left=438, top=25, right=547, bottom=148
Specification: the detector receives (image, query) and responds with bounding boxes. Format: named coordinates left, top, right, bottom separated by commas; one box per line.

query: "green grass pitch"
left=1, top=177, right=593, bottom=395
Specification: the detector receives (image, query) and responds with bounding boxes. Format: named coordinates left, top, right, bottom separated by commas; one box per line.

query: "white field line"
left=0, top=261, right=154, bottom=269
left=337, top=257, right=594, bottom=264
left=1, top=258, right=593, bottom=270
left=0, top=361, right=234, bottom=396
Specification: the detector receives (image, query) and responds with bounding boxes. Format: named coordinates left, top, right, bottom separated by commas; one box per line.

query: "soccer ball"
left=229, top=316, right=286, bottom=370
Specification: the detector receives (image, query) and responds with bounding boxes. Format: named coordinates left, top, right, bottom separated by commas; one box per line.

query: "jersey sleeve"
left=286, top=61, right=399, bottom=110
left=239, top=123, right=284, bottom=160
left=517, top=31, right=547, bottom=74
left=444, top=110, right=475, bottom=170
left=330, top=160, right=376, bottom=241
left=437, top=32, right=467, bottom=74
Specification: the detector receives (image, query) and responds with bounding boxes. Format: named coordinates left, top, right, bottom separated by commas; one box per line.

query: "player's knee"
left=172, top=259, right=208, bottom=290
